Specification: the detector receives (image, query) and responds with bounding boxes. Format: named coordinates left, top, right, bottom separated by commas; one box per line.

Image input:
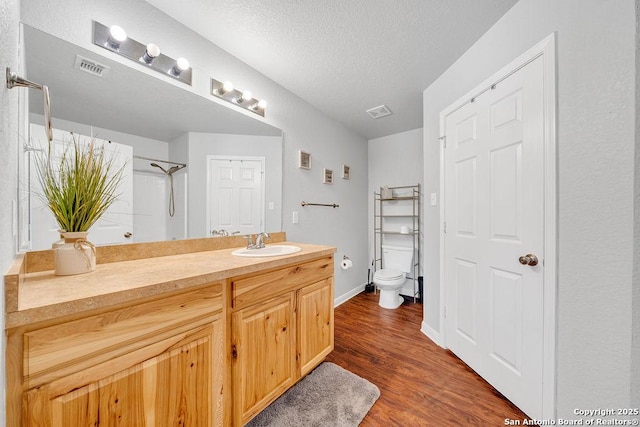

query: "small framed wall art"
left=342, top=164, right=350, bottom=180
left=323, top=168, right=333, bottom=184
left=298, top=150, right=311, bottom=169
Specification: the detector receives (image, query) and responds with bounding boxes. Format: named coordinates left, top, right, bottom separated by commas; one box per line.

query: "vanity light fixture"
left=92, top=21, right=192, bottom=85
left=211, top=78, right=266, bottom=117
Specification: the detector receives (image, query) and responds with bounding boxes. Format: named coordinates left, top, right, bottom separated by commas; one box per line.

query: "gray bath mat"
left=246, top=362, right=380, bottom=426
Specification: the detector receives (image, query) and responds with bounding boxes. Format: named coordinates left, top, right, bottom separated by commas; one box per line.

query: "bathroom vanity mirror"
left=19, top=25, right=283, bottom=251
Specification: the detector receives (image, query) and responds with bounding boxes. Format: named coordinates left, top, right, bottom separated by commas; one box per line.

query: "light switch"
left=268, top=202, right=274, bottom=210
left=430, top=192, right=437, bottom=207
left=292, top=211, right=299, bottom=224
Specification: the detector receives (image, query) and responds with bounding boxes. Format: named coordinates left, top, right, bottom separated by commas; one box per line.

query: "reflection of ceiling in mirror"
left=24, top=25, right=281, bottom=142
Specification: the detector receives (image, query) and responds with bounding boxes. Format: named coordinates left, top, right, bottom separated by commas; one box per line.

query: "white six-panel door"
left=208, top=157, right=264, bottom=236
left=443, top=56, right=545, bottom=418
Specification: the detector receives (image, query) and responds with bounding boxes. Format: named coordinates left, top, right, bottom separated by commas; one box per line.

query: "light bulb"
left=107, top=25, right=127, bottom=48
left=141, top=43, right=160, bottom=64
left=251, top=99, right=267, bottom=111
left=238, top=90, right=252, bottom=103
left=221, top=81, right=234, bottom=94
left=171, top=57, right=190, bottom=76
left=176, top=57, right=189, bottom=71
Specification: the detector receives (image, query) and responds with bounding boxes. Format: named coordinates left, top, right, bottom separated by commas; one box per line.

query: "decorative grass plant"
left=36, top=133, right=125, bottom=233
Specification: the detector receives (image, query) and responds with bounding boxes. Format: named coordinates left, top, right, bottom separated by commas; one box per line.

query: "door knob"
left=519, top=254, right=538, bottom=266
left=124, top=232, right=132, bottom=238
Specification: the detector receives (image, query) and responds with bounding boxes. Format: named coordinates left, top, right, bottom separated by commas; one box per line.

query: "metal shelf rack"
left=373, top=184, right=421, bottom=302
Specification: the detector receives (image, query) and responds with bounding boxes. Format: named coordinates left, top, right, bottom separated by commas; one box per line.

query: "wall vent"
left=366, top=104, right=392, bottom=119
left=74, top=55, right=110, bottom=77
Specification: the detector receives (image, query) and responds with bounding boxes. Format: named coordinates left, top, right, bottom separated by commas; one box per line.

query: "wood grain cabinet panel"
left=232, top=293, right=296, bottom=425
left=16, top=283, right=225, bottom=427
left=298, top=277, right=334, bottom=376
left=24, top=286, right=222, bottom=388
left=232, top=256, right=332, bottom=309
left=24, top=319, right=224, bottom=427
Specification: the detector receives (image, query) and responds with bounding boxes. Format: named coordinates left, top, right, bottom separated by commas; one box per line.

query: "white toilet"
left=374, top=245, right=414, bottom=309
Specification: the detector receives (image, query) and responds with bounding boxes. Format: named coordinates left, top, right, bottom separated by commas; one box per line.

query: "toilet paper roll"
left=341, top=259, right=353, bottom=270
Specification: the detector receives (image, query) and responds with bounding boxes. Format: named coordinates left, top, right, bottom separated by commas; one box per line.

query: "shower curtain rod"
left=132, top=155, right=186, bottom=168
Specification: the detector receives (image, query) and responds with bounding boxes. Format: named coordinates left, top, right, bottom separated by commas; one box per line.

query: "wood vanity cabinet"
left=14, top=284, right=225, bottom=427
left=230, top=256, right=334, bottom=426
left=6, top=250, right=335, bottom=427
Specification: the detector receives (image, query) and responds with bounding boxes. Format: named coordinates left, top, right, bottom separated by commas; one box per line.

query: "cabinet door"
left=298, top=277, right=334, bottom=376
left=24, top=321, right=223, bottom=427
left=232, top=293, right=296, bottom=425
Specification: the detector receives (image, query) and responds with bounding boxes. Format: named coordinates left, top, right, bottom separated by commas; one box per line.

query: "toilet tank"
left=382, top=245, right=414, bottom=273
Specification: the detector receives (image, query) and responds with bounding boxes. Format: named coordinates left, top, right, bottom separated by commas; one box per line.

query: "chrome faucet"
left=244, top=232, right=270, bottom=249
left=254, top=232, right=270, bottom=249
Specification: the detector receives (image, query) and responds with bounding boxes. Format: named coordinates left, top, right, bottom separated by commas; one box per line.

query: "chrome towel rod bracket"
left=6, top=67, right=53, bottom=142
left=301, top=201, right=339, bottom=208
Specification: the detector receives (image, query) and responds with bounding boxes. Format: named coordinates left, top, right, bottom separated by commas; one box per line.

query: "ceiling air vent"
left=74, top=55, right=110, bottom=77
left=366, top=104, right=392, bottom=119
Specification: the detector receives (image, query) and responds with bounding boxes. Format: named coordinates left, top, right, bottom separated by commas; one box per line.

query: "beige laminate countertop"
left=5, top=242, right=336, bottom=329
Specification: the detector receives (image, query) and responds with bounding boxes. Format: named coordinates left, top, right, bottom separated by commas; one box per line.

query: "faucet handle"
left=244, top=234, right=254, bottom=248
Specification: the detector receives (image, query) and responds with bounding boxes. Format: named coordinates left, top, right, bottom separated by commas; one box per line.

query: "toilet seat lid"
left=374, top=268, right=404, bottom=281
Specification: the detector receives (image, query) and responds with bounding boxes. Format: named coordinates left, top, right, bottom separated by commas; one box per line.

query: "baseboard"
left=420, top=321, right=444, bottom=348
left=334, top=283, right=366, bottom=307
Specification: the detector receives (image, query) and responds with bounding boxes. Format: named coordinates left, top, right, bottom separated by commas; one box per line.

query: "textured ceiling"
left=145, top=0, right=518, bottom=139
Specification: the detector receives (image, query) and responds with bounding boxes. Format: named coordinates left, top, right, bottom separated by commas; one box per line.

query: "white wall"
left=186, top=132, right=282, bottom=237
left=422, top=0, right=635, bottom=416
left=368, top=128, right=423, bottom=296
left=0, top=2, right=20, bottom=425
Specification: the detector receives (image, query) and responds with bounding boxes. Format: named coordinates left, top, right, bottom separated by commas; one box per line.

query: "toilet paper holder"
left=341, top=255, right=353, bottom=270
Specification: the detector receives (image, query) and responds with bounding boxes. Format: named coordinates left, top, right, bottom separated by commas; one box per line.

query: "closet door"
left=443, top=55, right=545, bottom=418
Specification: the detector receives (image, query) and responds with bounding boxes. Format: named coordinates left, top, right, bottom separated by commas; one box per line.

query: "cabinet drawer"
left=24, top=284, right=222, bottom=387
left=232, top=257, right=333, bottom=309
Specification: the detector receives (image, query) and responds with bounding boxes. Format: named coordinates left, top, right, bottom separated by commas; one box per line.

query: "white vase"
left=51, top=230, right=65, bottom=249
left=54, top=232, right=96, bottom=276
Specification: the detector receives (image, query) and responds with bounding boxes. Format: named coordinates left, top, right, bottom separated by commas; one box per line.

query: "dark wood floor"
left=325, top=291, right=527, bottom=426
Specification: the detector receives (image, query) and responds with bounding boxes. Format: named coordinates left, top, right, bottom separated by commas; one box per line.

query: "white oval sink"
left=231, top=245, right=302, bottom=257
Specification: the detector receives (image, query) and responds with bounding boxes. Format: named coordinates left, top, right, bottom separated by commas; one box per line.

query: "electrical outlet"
left=430, top=192, right=437, bottom=207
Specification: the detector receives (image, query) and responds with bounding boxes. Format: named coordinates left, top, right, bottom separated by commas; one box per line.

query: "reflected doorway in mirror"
left=207, top=156, right=265, bottom=237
